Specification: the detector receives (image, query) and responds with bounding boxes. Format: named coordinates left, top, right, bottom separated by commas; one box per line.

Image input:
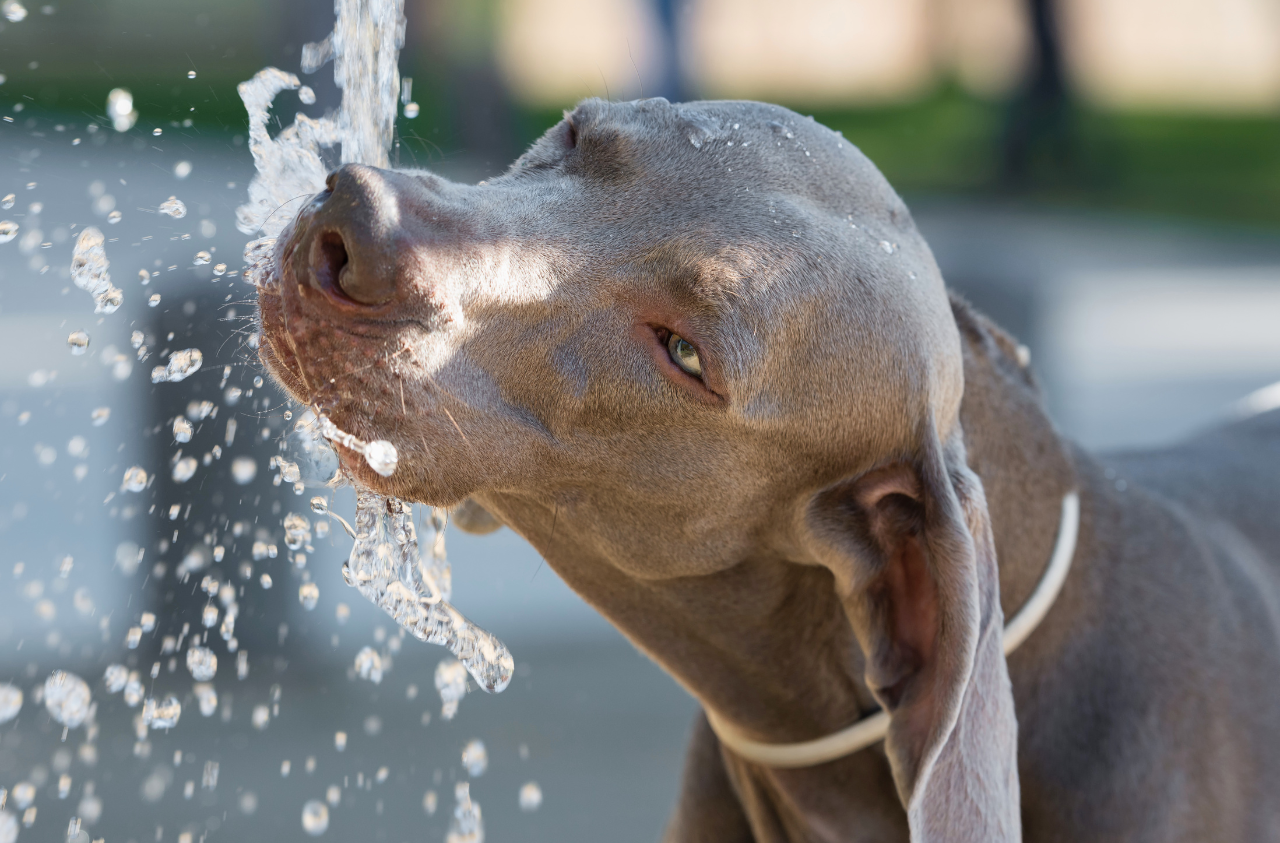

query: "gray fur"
left=256, top=96, right=1280, bottom=841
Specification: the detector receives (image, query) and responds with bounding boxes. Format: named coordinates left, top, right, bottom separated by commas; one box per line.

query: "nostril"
left=312, top=231, right=349, bottom=295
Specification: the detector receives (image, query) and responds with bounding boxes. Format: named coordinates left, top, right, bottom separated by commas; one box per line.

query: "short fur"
left=257, top=97, right=1280, bottom=842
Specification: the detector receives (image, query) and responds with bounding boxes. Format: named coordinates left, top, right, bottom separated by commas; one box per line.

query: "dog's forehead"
left=573, top=98, right=907, bottom=220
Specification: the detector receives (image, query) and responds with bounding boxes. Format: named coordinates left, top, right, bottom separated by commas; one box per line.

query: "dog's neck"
left=950, top=300, right=1079, bottom=622
left=483, top=300, right=1077, bottom=835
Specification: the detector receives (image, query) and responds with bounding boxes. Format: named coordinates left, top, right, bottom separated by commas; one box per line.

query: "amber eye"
left=666, top=333, right=702, bottom=378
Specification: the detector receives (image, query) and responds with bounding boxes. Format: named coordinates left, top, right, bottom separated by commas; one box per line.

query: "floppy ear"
left=805, top=421, right=1019, bottom=842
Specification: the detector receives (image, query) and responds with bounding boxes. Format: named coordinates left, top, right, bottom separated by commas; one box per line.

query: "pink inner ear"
left=876, top=532, right=937, bottom=708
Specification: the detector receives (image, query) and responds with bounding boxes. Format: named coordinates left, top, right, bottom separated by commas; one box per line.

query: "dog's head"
left=259, top=97, right=1018, bottom=838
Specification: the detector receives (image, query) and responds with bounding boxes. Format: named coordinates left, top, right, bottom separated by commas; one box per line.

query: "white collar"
left=705, top=490, right=1080, bottom=769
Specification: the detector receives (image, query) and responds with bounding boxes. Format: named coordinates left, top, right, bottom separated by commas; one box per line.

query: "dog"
left=257, top=97, right=1280, bottom=842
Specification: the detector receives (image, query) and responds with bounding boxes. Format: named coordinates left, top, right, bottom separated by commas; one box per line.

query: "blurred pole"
left=652, top=0, right=688, bottom=102
left=1000, top=0, right=1071, bottom=185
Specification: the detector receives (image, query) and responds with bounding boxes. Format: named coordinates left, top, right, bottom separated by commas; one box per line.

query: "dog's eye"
left=666, top=333, right=702, bottom=377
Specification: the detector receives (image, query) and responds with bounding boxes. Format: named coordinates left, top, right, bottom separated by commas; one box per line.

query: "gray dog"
left=257, top=97, right=1280, bottom=842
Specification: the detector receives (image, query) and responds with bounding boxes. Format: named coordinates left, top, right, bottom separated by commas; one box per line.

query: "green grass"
left=10, top=70, right=1280, bottom=229
left=810, top=88, right=1280, bottom=227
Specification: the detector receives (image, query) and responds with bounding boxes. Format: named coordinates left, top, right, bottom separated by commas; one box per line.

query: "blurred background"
left=0, top=0, right=1278, bottom=841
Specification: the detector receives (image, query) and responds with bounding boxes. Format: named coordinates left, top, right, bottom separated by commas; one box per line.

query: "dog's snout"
left=301, top=164, right=400, bottom=306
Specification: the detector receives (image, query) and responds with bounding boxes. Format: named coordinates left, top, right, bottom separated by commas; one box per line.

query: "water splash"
left=70, top=227, right=123, bottom=314
left=338, top=490, right=513, bottom=693
left=316, top=413, right=398, bottom=477
left=236, top=0, right=406, bottom=238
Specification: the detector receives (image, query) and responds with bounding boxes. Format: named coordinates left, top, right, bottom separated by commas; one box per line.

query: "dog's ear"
left=805, top=421, right=1019, bottom=842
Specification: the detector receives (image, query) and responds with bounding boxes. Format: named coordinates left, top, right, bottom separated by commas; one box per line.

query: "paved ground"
left=0, top=122, right=1278, bottom=842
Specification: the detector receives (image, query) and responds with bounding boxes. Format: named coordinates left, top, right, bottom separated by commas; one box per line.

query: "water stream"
left=235, top=0, right=514, bottom=699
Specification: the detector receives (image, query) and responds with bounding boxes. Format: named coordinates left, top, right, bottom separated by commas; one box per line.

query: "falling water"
left=331, top=491, right=513, bottom=693
left=235, top=0, right=514, bottom=699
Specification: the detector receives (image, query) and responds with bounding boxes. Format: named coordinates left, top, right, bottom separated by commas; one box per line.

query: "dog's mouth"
left=255, top=226, right=425, bottom=498
left=255, top=235, right=312, bottom=405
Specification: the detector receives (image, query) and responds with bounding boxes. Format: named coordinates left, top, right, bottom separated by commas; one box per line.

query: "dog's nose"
left=304, top=164, right=401, bottom=306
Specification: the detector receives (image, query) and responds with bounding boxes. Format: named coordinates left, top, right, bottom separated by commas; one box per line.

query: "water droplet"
left=172, top=456, right=197, bottom=483
left=334, top=731, right=347, bottom=752
left=355, top=646, right=383, bottom=683
left=282, top=512, right=311, bottom=550
left=879, top=240, right=897, bottom=255
left=66, top=330, right=89, bottom=355
left=299, top=582, right=319, bottom=610
left=123, top=673, right=144, bottom=707
left=151, top=348, right=202, bottom=383
left=158, top=196, right=186, bottom=218
left=43, top=671, right=91, bottom=727
left=2, top=1, right=27, bottom=23
left=298, top=86, right=316, bottom=105
left=148, top=293, right=161, bottom=307
left=301, top=799, right=329, bottom=835
left=403, top=101, right=419, bottom=118
left=435, top=658, right=467, bottom=720
left=193, top=250, right=211, bottom=265
left=11, top=783, right=34, bottom=809
left=518, top=781, right=542, bottom=812
left=363, top=440, right=397, bottom=476
left=1, top=194, right=12, bottom=209
left=213, top=262, right=227, bottom=276
left=152, top=128, right=163, bottom=137
left=186, top=647, right=217, bottom=681
left=0, top=221, right=17, bottom=243
left=106, top=88, right=137, bottom=132
left=125, top=626, right=142, bottom=648
left=252, top=704, right=270, bottom=729
left=187, top=70, right=197, bottom=80
left=173, top=417, right=194, bottom=443
left=103, top=664, right=128, bottom=693
left=174, top=160, right=193, bottom=179
left=194, top=683, right=218, bottom=717
left=142, top=695, right=180, bottom=729
left=461, top=740, right=488, bottom=777
left=0, top=683, right=22, bottom=724
left=201, top=604, right=219, bottom=628
left=231, top=456, right=257, bottom=484
left=121, top=466, right=148, bottom=492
